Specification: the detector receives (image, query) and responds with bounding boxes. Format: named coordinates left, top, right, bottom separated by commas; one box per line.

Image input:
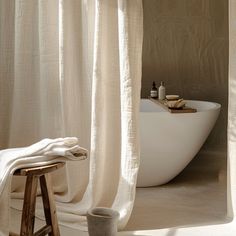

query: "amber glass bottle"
left=150, top=81, right=158, bottom=98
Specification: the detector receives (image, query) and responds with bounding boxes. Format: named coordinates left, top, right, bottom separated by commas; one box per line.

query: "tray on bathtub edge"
left=149, top=98, right=197, bottom=113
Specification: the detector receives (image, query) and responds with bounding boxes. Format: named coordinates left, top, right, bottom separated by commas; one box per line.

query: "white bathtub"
left=137, top=99, right=221, bottom=187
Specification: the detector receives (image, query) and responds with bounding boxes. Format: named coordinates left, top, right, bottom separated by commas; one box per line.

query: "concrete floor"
left=10, top=151, right=227, bottom=235
left=125, top=150, right=227, bottom=231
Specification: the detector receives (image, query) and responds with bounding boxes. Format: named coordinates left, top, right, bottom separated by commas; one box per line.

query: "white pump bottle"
left=158, top=81, right=166, bottom=100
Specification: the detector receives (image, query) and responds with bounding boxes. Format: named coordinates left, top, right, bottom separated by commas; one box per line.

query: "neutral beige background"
left=142, top=0, right=228, bottom=152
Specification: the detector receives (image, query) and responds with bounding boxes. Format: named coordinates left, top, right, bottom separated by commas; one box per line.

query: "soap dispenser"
left=158, top=81, right=166, bottom=100
left=150, top=81, right=158, bottom=99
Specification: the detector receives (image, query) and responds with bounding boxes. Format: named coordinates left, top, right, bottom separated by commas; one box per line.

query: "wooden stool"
left=11, top=162, right=65, bottom=236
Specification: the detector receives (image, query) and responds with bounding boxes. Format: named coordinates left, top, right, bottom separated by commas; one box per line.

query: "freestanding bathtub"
left=137, top=99, right=221, bottom=187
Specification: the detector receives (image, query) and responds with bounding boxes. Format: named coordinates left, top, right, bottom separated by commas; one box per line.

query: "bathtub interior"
left=185, top=100, right=221, bottom=111
left=140, top=99, right=166, bottom=112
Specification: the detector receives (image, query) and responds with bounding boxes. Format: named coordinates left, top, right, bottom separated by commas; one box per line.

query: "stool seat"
left=10, top=162, right=65, bottom=236
left=14, top=162, right=65, bottom=176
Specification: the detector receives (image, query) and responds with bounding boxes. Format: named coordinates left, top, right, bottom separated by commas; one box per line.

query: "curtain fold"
left=228, top=0, right=236, bottom=219
left=112, top=0, right=143, bottom=227
left=0, top=0, right=143, bottom=233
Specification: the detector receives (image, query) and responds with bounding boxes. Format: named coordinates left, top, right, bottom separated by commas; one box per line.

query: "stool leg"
left=40, top=174, right=60, bottom=236
left=20, top=175, right=38, bottom=236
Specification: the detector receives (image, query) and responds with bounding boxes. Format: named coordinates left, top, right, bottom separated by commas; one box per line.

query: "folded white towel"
left=0, top=137, right=87, bottom=236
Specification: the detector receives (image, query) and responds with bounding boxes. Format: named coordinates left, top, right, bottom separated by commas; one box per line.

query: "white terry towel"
left=0, top=137, right=88, bottom=236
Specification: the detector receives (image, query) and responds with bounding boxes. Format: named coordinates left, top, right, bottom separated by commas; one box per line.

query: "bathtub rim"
left=140, top=98, right=221, bottom=113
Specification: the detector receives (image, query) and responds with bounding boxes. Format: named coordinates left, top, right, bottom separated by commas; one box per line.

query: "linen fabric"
left=0, top=0, right=143, bottom=234
left=0, top=137, right=87, bottom=236
left=228, top=0, right=236, bottom=219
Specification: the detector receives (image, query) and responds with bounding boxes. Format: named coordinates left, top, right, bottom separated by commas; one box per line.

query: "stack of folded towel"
left=0, top=137, right=88, bottom=236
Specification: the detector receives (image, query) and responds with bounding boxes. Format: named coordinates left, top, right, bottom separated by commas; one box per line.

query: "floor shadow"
left=125, top=151, right=227, bottom=231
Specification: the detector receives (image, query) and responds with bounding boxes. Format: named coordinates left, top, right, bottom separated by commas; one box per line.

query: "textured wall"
left=142, top=0, right=228, bottom=152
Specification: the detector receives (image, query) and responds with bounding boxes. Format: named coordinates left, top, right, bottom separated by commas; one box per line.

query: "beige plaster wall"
left=142, top=0, right=228, bottom=152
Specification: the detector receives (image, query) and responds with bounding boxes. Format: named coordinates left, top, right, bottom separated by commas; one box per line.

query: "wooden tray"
left=149, top=98, right=197, bottom=113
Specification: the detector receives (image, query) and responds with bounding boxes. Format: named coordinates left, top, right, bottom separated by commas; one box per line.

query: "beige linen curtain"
left=0, top=0, right=143, bottom=233
left=228, top=0, right=236, bottom=219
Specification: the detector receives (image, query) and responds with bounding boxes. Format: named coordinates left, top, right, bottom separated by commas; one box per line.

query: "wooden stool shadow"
left=10, top=162, right=65, bottom=236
